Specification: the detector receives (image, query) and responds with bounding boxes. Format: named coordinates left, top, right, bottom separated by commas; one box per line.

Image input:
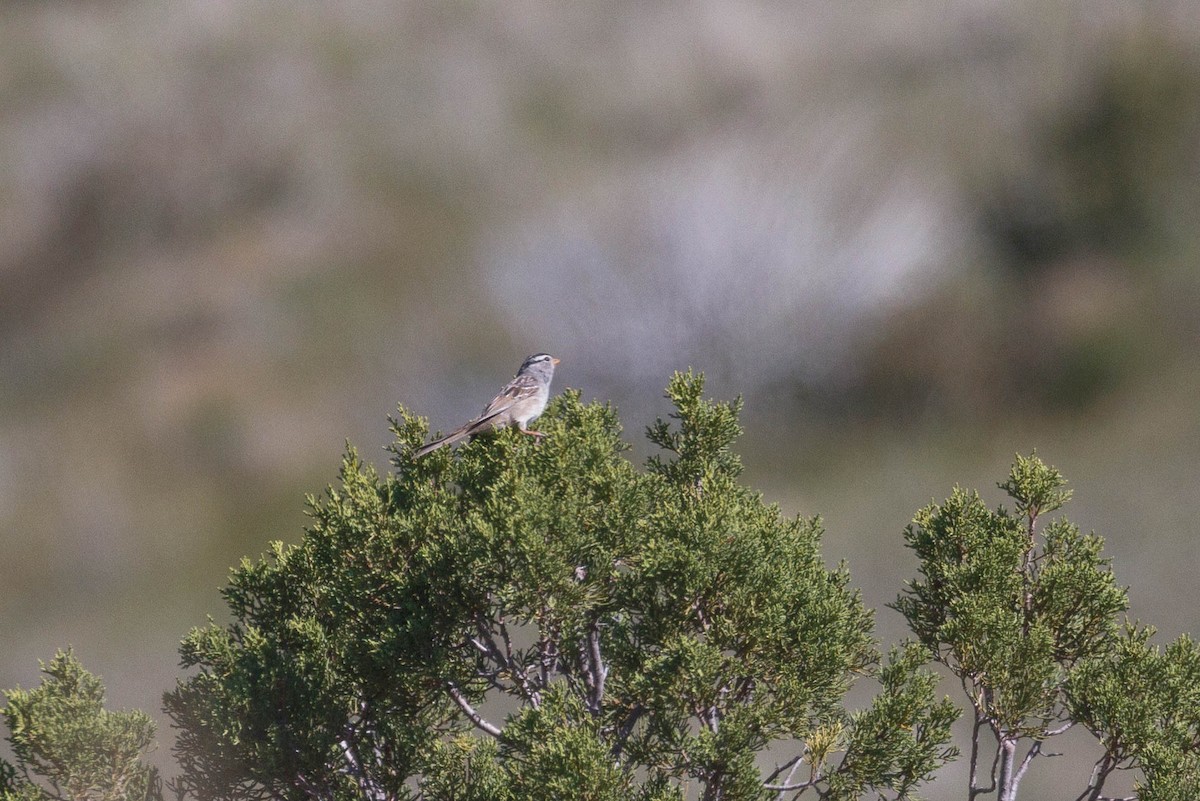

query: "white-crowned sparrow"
left=415, top=353, right=560, bottom=457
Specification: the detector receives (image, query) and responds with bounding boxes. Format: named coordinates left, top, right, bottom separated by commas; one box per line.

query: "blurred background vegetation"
left=1, top=3, right=1197, bottom=799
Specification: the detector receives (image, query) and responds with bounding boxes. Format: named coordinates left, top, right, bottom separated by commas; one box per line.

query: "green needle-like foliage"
left=164, top=371, right=958, bottom=801
left=894, top=453, right=1200, bottom=800
left=1065, top=627, right=1200, bottom=801
left=0, top=650, right=160, bottom=801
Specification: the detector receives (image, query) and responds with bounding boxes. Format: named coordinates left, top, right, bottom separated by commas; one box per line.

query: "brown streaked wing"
left=478, top=373, right=539, bottom=418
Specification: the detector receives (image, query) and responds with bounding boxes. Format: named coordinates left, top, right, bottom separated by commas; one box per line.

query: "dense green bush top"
left=161, top=373, right=957, bottom=801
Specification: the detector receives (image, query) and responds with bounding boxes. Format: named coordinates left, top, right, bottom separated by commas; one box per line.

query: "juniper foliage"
left=893, top=453, right=1200, bottom=801
left=0, top=651, right=160, bottom=801
left=163, top=372, right=958, bottom=801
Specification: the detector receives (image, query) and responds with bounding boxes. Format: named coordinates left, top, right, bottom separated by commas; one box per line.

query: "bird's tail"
left=414, top=410, right=510, bottom=458
left=413, top=425, right=473, bottom=457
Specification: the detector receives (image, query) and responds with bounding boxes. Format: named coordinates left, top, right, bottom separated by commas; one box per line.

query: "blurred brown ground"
left=2, top=4, right=1198, bottom=799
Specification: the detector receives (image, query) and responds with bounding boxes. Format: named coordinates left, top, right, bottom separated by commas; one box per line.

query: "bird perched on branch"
left=415, top=353, right=560, bottom=457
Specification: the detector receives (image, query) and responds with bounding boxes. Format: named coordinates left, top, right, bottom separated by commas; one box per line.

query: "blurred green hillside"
left=2, top=4, right=1198, bottom=799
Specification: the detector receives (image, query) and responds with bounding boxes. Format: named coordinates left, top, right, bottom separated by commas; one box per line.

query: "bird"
left=414, top=353, right=560, bottom=457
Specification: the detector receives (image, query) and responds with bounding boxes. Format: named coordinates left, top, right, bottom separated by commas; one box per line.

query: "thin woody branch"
left=1074, top=752, right=1120, bottom=801
left=764, top=751, right=805, bottom=785
left=586, top=618, right=607, bottom=714
left=474, top=611, right=541, bottom=707
left=610, top=705, right=646, bottom=760
left=446, top=682, right=502, bottom=739
left=763, top=776, right=821, bottom=793
left=967, top=707, right=993, bottom=799
left=1011, top=740, right=1042, bottom=789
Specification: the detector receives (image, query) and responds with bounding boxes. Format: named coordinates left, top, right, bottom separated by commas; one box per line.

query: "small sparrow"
left=415, top=353, right=560, bottom=457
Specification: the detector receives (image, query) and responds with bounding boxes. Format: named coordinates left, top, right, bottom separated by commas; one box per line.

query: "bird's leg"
left=518, top=425, right=546, bottom=440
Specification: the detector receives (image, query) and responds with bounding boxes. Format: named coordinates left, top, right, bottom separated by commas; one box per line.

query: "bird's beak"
left=552, top=357, right=561, bottom=365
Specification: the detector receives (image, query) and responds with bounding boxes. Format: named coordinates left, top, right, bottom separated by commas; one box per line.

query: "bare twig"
left=579, top=638, right=596, bottom=701
left=468, top=636, right=494, bottom=659
left=475, top=612, right=541, bottom=707
left=693, top=599, right=712, bottom=632
left=446, top=682, right=502, bottom=739
left=339, top=737, right=387, bottom=801
left=586, top=618, right=607, bottom=715
left=763, top=751, right=805, bottom=784
left=988, top=733, right=1003, bottom=794
left=1020, top=508, right=1039, bottom=635
left=336, top=701, right=389, bottom=801
left=294, top=771, right=330, bottom=801
left=765, top=768, right=822, bottom=796
left=763, top=776, right=821, bottom=793
left=733, top=674, right=756, bottom=704
left=536, top=604, right=556, bottom=691
left=1011, top=740, right=1042, bottom=788
left=610, top=705, right=646, bottom=760
left=1046, top=721, right=1075, bottom=737
left=770, top=749, right=815, bottom=800
left=965, top=682, right=1000, bottom=801
left=498, top=614, right=515, bottom=665
left=967, top=708, right=988, bottom=799
left=1073, top=752, right=1119, bottom=801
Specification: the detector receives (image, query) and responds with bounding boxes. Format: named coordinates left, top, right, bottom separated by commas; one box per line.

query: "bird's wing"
left=477, top=373, right=540, bottom=419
